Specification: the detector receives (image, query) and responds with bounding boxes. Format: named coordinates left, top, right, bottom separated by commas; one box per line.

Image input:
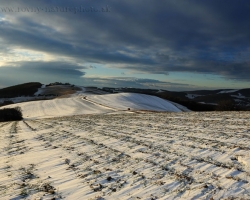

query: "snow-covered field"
left=1, top=112, right=250, bottom=199
left=0, top=96, right=54, bottom=104
left=217, top=90, right=239, bottom=94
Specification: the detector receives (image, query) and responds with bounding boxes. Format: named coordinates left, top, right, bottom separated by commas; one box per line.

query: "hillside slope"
left=86, top=93, right=182, bottom=112
left=3, top=93, right=182, bottom=119
left=4, top=97, right=113, bottom=119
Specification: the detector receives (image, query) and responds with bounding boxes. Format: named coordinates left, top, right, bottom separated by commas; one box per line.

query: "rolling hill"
left=1, top=82, right=250, bottom=111
left=0, top=83, right=250, bottom=199
left=3, top=92, right=186, bottom=119
left=0, top=82, right=42, bottom=98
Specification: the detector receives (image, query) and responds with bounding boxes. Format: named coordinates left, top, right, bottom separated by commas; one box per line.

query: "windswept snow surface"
left=3, top=93, right=182, bottom=119
left=231, top=93, right=246, bottom=99
left=1, top=112, right=250, bottom=199
left=34, top=84, right=46, bottom=96
left=4, top=97, right=114, bottom=119
left=163, top=100, right=191, bottom=112
left=217, top=89, right=239, bottom=94
left=0, top=96, right=53, bottom=104
left=86, top=93, right=181, bottom=112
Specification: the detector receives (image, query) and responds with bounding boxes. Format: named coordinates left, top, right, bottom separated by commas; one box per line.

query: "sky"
left=0, top=0, right=250, bottom=91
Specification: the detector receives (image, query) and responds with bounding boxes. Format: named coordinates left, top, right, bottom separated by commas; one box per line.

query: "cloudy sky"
left=0, top=0, right=250, bottom=91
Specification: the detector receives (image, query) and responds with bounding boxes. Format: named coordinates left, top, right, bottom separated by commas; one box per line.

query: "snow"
left=34, top=89, right=42, bottom=96
left=0, top=96, right=53, bottom=104
left=1, top=112, right=250, bottom=199
left=0, top=85, right=250, bottom=199
left=185, top=94, right=203, bottom=99
left=163, top=100, right=191, bottom=112
left=156, top=89, right=163, bottom=93
left=199, top=102, right=218, bottom=105
left=238, top=156, right=250, bottom=168
left=217, top=89, right=239, bottom=94
left=231, top=94, right=246, bottom=99
left=3, top=96, right=113, bottom=119
left=234, top=99, right=244, bottom=102
left=3, top=93, right=182, bottom=119
left=86, top=93, right=182, bottom=112
left=34, top=84, right=47, bottom=96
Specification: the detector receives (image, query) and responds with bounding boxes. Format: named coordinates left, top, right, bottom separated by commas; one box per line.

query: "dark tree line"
left=157, top=93, right=250, bottom=111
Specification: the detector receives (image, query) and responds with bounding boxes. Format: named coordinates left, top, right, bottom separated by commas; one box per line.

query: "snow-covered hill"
left=86, top=93, right=182, bottom=112
left=3, top=92, right=187, bottom=119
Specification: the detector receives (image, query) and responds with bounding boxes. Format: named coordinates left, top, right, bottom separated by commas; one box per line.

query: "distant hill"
left=184, top=89, right=250, bottom=106
left=0, top=82, right=42, bottom=98
left=1, top=82, right=250, bottom=111
left=99, top=87, right=250, bottom=111
left=156, top=89, right=250, bottom=111
left=193, top=93, right=232, bottom=104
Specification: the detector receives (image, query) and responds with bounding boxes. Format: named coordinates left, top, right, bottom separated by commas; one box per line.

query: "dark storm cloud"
left=168, top=60, right=250, bottom=81
left=0, top=24, right=154, bottom=65
left=0, top=0, right=250, bottom=81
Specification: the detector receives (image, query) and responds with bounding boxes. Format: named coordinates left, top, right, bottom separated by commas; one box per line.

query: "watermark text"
left=0, top=6, right=111, bottom=14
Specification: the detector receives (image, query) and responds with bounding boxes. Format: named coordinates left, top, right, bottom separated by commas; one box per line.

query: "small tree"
left=0, top=107, right=23, bottom=122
